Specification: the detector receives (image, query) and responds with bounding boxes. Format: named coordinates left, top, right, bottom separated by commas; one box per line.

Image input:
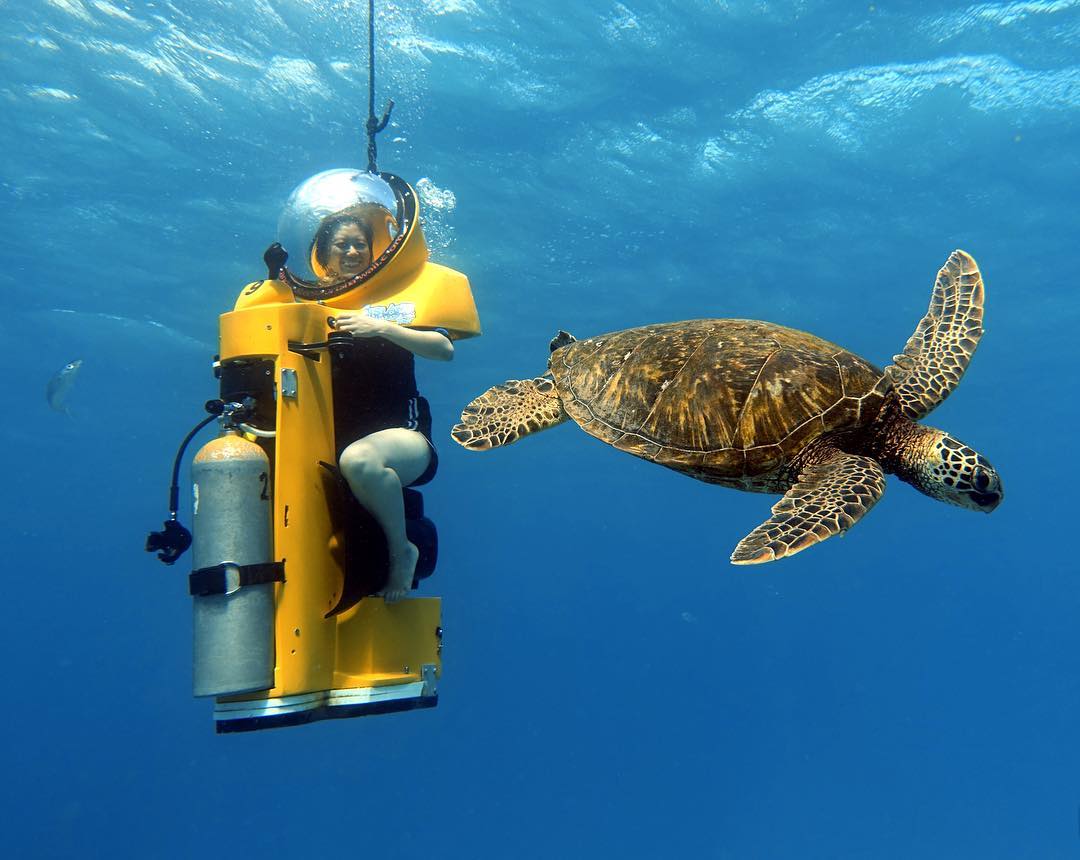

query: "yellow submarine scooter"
left=147, top=168, right=480, bottom=732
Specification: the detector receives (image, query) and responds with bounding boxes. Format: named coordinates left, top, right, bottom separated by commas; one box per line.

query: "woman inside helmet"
left=316, top=214, right=374, bottom=279
left=311, top=209, right=453, bottom=602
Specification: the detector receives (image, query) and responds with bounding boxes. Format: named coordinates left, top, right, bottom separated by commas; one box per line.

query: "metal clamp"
left=421, top=664, right=438, bottom=697
left=280, top=368, right=298, bottom=399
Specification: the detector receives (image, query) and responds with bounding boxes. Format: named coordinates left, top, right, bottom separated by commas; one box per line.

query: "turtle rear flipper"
left=451, top=377, right=568, bottom=450
left=731, top=451, right=886, bottom=564
left=885, top=249, right=984, bottom=420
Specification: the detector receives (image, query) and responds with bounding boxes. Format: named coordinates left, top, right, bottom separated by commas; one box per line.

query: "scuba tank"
left=190, top=431, right=276, bottom=697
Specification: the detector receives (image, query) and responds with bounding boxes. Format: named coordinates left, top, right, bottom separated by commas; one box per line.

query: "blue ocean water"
left=2, top=0, right=1078, bottom=856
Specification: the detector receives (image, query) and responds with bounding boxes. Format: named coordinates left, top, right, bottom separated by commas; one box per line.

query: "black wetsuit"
left=330, top=332, right=440, bottom=486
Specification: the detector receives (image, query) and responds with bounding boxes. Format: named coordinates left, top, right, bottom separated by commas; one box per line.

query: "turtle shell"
left=548, top=319, right=886, bottom=484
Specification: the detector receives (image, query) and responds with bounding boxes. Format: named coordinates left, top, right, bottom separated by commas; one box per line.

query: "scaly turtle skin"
left=452, top=250, right=1003, bottom=564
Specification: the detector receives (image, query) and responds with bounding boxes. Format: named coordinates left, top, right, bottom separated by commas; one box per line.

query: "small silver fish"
left=47, top=359, right=82, bottom=413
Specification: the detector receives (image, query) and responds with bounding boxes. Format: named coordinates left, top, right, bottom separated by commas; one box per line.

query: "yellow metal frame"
left=212, top=206, right=479, bottom=724
left=216, top=299, right=441, bottom=710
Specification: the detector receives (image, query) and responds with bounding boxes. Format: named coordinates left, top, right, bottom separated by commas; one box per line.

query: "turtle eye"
left=973, top=468, right=991, bottom=492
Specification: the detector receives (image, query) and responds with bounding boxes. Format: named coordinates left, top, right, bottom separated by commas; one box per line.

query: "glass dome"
left=277, top=169, right=401, bottom=283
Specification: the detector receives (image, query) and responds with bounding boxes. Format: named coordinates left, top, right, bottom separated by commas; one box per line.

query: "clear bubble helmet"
left=241, top=167, right=481, bottom=336
left=277, top=168, right=408, bottom=297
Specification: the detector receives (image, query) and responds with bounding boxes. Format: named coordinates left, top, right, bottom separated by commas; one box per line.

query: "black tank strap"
left=189, top=561, right=285, bottom=596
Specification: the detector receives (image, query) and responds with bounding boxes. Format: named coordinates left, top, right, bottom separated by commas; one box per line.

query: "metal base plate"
left=214, top=676, right=437, bottom=733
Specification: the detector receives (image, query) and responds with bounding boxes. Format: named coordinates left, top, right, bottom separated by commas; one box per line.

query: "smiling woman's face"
left=326, top=222, right=372, bottom=277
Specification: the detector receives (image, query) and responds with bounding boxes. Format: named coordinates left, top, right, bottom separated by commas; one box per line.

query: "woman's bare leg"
left=339, top=428, right=431, bottom=603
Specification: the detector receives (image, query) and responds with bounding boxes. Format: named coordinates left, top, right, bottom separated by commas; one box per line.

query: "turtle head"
left=902, top=427, right=1003, bottom=512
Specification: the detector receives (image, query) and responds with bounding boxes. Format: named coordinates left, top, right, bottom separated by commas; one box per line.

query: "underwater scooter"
left=145, top=3, right=480, bottom=733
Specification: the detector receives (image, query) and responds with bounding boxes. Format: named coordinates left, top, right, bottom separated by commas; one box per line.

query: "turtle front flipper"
left=452, top=377, right=568, bottom=450
left=884, top=249, right=985, bottom=420
left=731, top=452, right=886, bottom=565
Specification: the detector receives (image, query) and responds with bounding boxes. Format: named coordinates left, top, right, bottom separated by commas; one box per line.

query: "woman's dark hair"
left=312, top=214, right=374, bottom=267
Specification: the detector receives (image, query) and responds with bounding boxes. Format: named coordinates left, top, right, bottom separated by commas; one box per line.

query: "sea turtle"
left=451, top=250, right=1002, bottom=564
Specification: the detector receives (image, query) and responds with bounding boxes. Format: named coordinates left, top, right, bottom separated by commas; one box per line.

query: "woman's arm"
left=334, top=314, right=454, bottom=361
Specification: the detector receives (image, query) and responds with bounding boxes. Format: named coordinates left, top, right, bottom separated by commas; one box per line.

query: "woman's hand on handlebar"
left=334, top=313, right=387, bottom=339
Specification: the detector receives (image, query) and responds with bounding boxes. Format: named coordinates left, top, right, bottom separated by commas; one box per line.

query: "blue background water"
left=2, top=1, right=1077, bottom=856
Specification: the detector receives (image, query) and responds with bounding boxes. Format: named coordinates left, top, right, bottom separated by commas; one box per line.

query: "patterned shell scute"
left=549, top=319, right=884, bottom=477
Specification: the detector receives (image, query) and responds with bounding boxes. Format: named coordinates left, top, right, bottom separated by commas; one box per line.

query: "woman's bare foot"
left=380, top=541, right=419, bottom=603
